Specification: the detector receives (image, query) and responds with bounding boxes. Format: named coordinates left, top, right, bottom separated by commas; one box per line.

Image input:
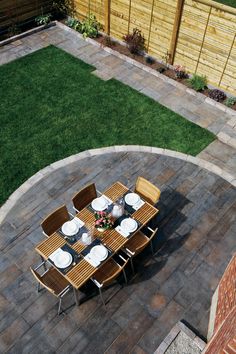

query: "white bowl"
left=62, top=220, right=79, bottom=236
left=120, top=218, right=138, bottom=233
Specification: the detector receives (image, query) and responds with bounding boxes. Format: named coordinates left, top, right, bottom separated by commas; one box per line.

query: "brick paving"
left=0, top=151, right=235, bottom=353
left=0, top=23, right=236, bottom=178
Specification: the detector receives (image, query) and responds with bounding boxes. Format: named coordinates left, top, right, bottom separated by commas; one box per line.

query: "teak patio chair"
left=30, top=262, right=71, bottom=315
left=72, top=183, right=97, bottom=213
left=41, top=205, right=70, bottom=237
left=134, top=177, right=161, bottom=205
left=91, top=253, right=129, bottom=307
left=123, top=227, right=158, bottom=273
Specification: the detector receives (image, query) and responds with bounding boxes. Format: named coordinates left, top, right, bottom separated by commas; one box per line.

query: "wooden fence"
left=0, top=0, right=53, bottom=31
left=74, top=0, right=236, bottom=95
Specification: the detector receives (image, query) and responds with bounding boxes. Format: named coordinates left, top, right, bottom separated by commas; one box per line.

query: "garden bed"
left=94, top=33, right=236, bottom=111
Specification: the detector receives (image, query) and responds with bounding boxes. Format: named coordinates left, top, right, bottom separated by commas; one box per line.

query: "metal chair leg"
left=150, top=240, right=154, bottom=256
left=58, top=298, right=62, bottom=315
left=123, top=269, right=128, bottom=284
left=37, top=282, right=41, bottom=293
left=130, top=258, right=135, bottom=274
left=99, top=287, right=106, bottom=308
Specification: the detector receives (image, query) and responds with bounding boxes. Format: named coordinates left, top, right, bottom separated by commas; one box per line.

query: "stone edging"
left=0, top=22, right=56, bottom=47
left=57, top=21, right=236, bottom=120
left=0, top=145, right=235, bottom=224
left=154, top=321, right=206, bottom=353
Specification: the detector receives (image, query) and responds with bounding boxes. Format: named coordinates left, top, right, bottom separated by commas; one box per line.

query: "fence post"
left=169, top=0, right=185, bottom=64
left=104, top=0, right=111, bottom=34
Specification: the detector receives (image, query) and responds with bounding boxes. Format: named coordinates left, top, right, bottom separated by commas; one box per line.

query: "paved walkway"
left=0, top=22, right=236, bottom=178
left=0, top=151, right=235, bottom=353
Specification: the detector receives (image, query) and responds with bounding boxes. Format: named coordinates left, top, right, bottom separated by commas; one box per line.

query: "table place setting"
left=90, top=195, right=113, bottom=212
left=82, top=239, right=111, bottom=268
left=124, top=192, right=145, bottom=213
left=48, top=244, right=81, bottom=274
left=115, top=216, right=138, bottom=238
left=59, top=217, right=87, bottom=244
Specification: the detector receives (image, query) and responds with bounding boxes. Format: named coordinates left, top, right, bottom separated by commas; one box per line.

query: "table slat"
left=36, top=233, right=66, bottom=258
left=103, top=181, right=129, bottom=201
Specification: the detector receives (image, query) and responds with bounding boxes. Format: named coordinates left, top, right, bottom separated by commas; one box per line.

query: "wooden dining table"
left=35, top=181, right=159, bottom=305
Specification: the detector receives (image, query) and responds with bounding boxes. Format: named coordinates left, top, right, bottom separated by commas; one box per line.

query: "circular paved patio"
left=0, top=150, right=235, bottom=353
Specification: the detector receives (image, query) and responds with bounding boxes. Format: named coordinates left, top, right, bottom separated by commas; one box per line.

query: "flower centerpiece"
left=94, top=211, right=113, bottom=232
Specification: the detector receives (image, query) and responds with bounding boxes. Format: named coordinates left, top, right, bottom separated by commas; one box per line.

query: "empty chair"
left=134, top=177, right=161, bottom=205
left=123, top=227, right=158, bottom=274
left=30, top=262, right=71, bottom=315
left=41, top=205, right=70, bottom=237
left=72, top=183, right=97, bottom=213
left=91, top=253, right=129, bottom=307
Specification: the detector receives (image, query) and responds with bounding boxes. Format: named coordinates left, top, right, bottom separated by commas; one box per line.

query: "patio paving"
left=0, top=23, right=236, bottom=179
left=0, top=151, right=235, bottom=353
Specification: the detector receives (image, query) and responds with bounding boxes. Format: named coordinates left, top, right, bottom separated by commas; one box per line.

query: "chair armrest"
left=34, top=261, right=47, bottom=271
left=58, top=285, right=71, bottom=297
left=97, top=189, right=102, bottom=195
left=72, top=206, right=79, bottom=213
left=91, top=277, right=103, bottom=288
left=125, top=247, right=135, bottom=257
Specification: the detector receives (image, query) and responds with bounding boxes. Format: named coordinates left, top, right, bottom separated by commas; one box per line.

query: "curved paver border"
left=0, top=145, right=235, bottom=224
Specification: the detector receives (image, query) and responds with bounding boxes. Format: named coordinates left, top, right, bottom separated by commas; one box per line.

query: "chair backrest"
left=132, top=228, right=158, bottom=256
left=41, top=205, right=70, bottom=237
left=134, top=177, right=161, bottom=205
left=30, top=268, right=56, bottom=296
left=72, top=183, right=97, bottom=212
left=102, top=257, right=129, bottom=287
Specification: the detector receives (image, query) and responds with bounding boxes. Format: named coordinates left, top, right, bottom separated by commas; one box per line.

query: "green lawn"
left=0, top=45, right=215, bottom=205
left=213, top=0, right=236, bottom=8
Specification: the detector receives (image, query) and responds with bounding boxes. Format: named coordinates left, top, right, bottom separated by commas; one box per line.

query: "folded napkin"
left=74, top=217, right=85, bottom=227
left=49, top=248, right=63, bottom=262
left=102, top=195, right=113, bottom=205
left=84, top=253, right=100, bottom=268
left=133, top=199, right=145, bottom=211
left=115, top=226, right=130, bottom=238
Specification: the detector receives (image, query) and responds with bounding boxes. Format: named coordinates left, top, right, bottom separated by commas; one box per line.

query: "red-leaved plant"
left=123, top=28, right=145, bottom=55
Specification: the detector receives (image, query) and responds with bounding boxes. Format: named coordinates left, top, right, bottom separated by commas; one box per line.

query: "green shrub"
left=188, top=74, right=207, bottom=91
left=225, top=96, right=236, bottom=107
left=80, top=14, right=102, bottom=38
left=35, top=13, right=52, bottom=25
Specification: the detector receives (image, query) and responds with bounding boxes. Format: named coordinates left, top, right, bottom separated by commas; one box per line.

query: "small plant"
left=35, top=13, right=52, bottom=26
left=8, top=23, right=21, bottom=37
left=225, top=96, right=236, bottom=107
left=80, top=14, right=102, bottom=38
left=65, top=17, right=81, bottom=30
left=145, top=56, right=155, bottom=65
left=188, top=74, right=207, bottom=92
left=94, top=211, right=113, bottom=230
left=173, top=64, right=189, bottom=79
left=157, top=67, right=166, bottom=74
left=52, top=0, right=75, bottom=17
left=123, top=28, right=145, bottom=55
left=100, top=35, right=116, bottom=48
left=162, top=50, right=171, bottom=65
left=208, top=89, right=226, bottom=102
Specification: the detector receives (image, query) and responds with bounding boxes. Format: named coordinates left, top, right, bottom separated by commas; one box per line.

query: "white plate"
left=90, top=245, right=108, bottom=261
left=62, top=220, right=79, bottom=236
left=120, top=218, right=138, bottom=233
left=91, top=197, right=107, bottom=211
left=124, top=193, right=140, bottom=206
left=53, top=251, right=72, bottom=268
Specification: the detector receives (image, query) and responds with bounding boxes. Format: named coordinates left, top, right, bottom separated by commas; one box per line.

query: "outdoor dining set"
left=31, top=177, right=161, bottom=314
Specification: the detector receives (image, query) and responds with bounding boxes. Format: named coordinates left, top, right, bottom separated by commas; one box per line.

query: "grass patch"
left=213, top=0, right=236, bottom=8
left=0, top=45, right=215, bottom=205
